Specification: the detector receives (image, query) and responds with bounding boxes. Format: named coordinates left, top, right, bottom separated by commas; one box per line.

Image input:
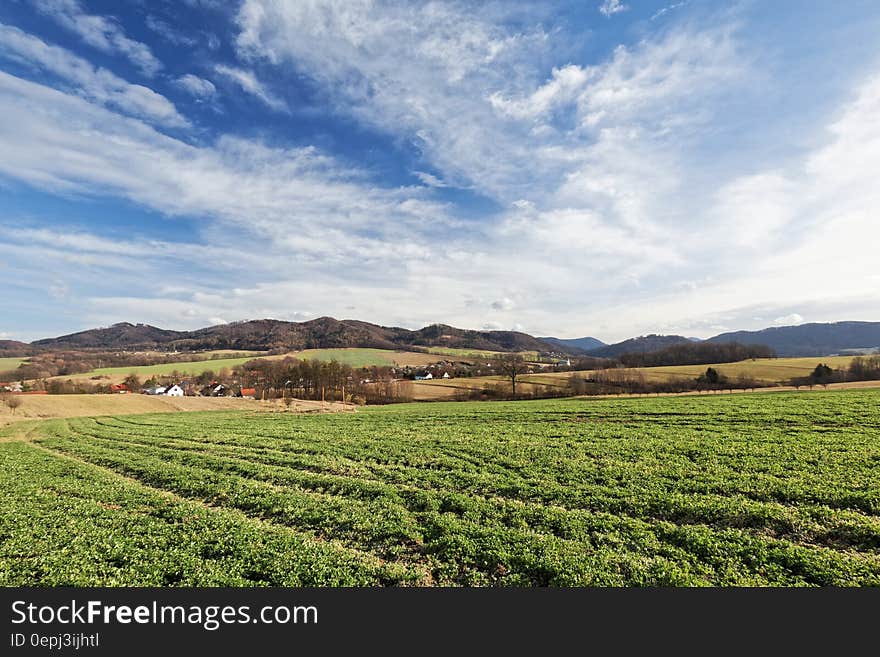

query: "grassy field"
left=416, top=347, right=540, bottom=360
left=410, top=355, right=860, bottom=400
left=0, top=357, right=28, bottom=375
left=59, top=348, right=439, bottom=384
left=0, top=394, right=352, bottom=427
left=290, top=348, right=439, bottom=368
left=87, top=355, right=265, bottom=379
left=2, top=389, right=879, bottom=586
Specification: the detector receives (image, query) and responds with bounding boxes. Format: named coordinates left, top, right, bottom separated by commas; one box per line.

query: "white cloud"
left=652, top=2, right=689, bottom=22
left=213, top=64, right=287, bottom=112
left=599, top=0, right=628, bottom=18
left=491, top=298, right=516, bottom=311
left=0, top=24, right=187, bottom=127
left=175, top=74, right=216, bottom=100
left=234, top=1, right=553, bottom=198
left=709, top=173, right=796, bottom=248
left=773, top=314, right=804, bottom=326
left=31, top=0, right=162, bottom=76
left=414, top=171, right=447, bottom=188
left=234, top=2, right=742, bottom=212
left=2, top=5, right=879, bottom=341
left=489, top=64, right=590, bottom=121
left=145, top=15, right=197, bottom=47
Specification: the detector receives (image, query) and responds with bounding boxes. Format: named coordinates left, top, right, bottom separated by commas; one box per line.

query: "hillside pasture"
left=290, top=348, right=440, bottom=368
left=51, top=348, right=443, bottom=385
left=410, top=355, right=861, bottom=399
left=618, top=355, right=857, bottom=383
left=0, top=357, right=28, bottom=375
left=415, top=346, right=540, bottom=360
left=86, top=355, right=265, bottom=380
left=2, top=390, right=880, bottom=585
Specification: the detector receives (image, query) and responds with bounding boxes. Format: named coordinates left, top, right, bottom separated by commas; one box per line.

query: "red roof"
left=110, top=384, right=129, bottom=391
left=240, top=388, right=256, bottom=396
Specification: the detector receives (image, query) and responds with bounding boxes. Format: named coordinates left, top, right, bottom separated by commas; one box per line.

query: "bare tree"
left=497, top=354, right=529, bottom=397
left=3, top=394, right=22, bottom=415
left=123, top=373, right=141, bottom=392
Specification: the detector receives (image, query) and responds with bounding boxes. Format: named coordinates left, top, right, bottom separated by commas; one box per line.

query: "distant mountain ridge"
left=539, top=336, right=606, bottom=353
left=586, top=334, right=692, bottom=359
left=706, top=321, right=880, bottom=357
left=21, top=319, right=880, bottom=358
left=30, top=318, right=576, bottom=355
left=0, top=340, right=30, bottom=355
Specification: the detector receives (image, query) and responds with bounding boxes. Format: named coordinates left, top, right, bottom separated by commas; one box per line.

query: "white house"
left=164, top=384, right=184, bottom=397
left=144, top=386, right=166, bottom=395
left=414, top=372, right=433, bottom=380
left=442, top=372, right=451, bottom=379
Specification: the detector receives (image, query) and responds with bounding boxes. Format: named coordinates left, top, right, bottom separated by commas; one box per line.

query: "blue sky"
left=1, top=0, right=880, bottom=343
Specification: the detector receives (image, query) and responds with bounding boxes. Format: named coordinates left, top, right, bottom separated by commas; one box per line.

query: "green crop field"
left=290, top=348, right=440, bottom=368
left=2, top=390, right=879, bottom=586
left=417, top=347, right=539, bottom=360
left=63, top=348, right=438, bottom=383
left=0, top=357, right=28, bottom=375
left=86, top=355, right=266, bottom=379
left=410, top=355, right=863, bottom=399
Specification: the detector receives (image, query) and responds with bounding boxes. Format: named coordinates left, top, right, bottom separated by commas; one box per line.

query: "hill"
left=707, top=321, right=880, bottom=357
left=29, top=318, right=569, bottom=355
left=586, top=334, right=691, bottom=358
left=0, top=340, right=31, bottom=355
left=31, top=322, right=184, bottom=350
left=539, top=336, right=606, bottom=353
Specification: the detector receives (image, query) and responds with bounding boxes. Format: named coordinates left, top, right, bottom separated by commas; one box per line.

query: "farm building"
left=109, top=384, right=129, bottom=394
left=200, top=383, right=227, bottom=397
left=414, top=372, right=433, bottom=380
left=143, top=386, right=166, bottom=395
left=164, top=384, right=184, bottom=397
left=239, top=387, right=256, bottom=399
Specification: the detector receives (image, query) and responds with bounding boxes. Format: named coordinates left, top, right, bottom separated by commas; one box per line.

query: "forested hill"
left=29, top=318, right=573, bottom=354
left=586, top=334, right=692, bottom=358
left=706, top=321, right=880, bottom=357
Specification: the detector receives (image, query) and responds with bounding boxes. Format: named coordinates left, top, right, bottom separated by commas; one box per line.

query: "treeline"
left=4, top=350, right=257, bottom=381
left=791, top=356, right=880, bottom=388
left=618, top=342, right=775, bottom=367
left=236, top=357, right=412, bottom=404
left=566, top=367, right=762, bottom=397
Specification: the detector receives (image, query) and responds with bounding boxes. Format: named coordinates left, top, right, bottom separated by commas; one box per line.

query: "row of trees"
left=791, top=356, right=880, bottom=389
left=618, top=342, right=775, bottom=367
left=234, top=357, right=413, bottom=404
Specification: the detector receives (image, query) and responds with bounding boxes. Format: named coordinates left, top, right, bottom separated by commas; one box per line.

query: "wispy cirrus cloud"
left=30, top=0, right=162, bottom=76
left=144, top=15, right=197, bottom=47
left=599, top=0, right=628, bottom=18
left=2, top=2, right=880, bottom=342
left=0, top=23, right=187, bottom=127
left=213, top=64, right=287, bottom=112
left=175, top=73, right=216, bottom=100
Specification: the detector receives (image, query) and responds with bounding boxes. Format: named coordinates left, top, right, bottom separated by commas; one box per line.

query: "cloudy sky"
left=1, top=0, right=879, bottom=343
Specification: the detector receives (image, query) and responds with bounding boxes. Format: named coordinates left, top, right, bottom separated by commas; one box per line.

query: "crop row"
left=27, top=390, right=880, bottom=585
left=0, top=441, right=415, bottom=586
